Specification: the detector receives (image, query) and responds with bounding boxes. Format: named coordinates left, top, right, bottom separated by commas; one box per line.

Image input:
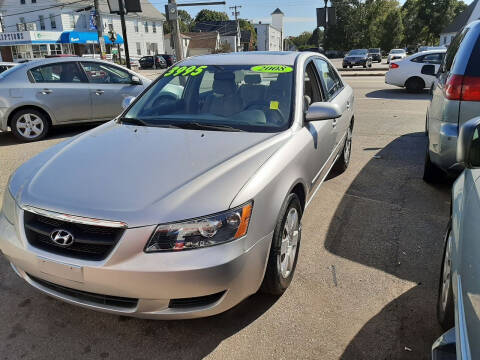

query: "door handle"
left=95, top=89, right=104, bottom=95
left=41, top=89, right=52, bottom=95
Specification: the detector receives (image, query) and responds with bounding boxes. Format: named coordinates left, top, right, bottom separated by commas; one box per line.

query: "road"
left=0, top=77, right=450, bottom=360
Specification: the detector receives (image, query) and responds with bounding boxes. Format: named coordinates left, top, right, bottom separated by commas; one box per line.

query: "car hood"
left=13, top=121, right=289, bottom=227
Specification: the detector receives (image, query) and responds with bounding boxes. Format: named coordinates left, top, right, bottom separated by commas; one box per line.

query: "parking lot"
left=0, top=76, right=450, bottom=359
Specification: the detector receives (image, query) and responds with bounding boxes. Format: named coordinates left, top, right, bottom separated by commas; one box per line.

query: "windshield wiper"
left=119, top=117, right=149, bottom=126
left=119, top=117, right=182, bottom=129
left=181, top=122, right=245, bottom=132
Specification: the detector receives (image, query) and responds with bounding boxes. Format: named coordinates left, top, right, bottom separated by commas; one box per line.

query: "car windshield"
left=391, top=49, right=405, bottom=54
left=348, top=49, right=367, bottom=56
left=124, top=64, right=294, bottom=133
left=368, top=49, right=380, bottom=53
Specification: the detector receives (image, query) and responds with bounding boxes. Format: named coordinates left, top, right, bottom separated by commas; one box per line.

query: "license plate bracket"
left=37, top=257, right=84, bottom=283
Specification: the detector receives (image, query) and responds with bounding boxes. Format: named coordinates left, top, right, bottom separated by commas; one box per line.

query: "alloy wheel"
left=16, top=113, right=44, bottom=139
left=280, top=207, right=300, bottom=279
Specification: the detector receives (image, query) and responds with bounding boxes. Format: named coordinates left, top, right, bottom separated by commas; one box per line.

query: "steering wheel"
left=244, top=103, right=286, bottom=125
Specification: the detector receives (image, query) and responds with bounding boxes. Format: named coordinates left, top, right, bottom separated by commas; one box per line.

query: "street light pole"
left=118, top=0, right=131, bottom=69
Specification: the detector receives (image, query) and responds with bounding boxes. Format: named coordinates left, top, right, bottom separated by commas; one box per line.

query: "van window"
left=465, top=36, right=480, bottom=77
left=443, top=28, right=469, bottom=72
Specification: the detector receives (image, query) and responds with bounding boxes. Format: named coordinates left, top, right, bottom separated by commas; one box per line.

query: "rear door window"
left=443, top=28, right=469, bottom=72
left=30, top=62, right=85, bottom=83
left=465, top=36, right=480, bottom=76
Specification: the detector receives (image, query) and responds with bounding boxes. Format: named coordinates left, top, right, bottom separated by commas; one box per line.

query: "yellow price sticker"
left=270, top=101, right=279, bottom=110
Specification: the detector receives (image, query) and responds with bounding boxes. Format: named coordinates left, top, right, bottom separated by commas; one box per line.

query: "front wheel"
left=11, top=108, right=49, bottom=142
left=333, top=125, right=353, bottom=174
left=261, top=193, right=302, bottom=295
left=437, top=221, right=455, bottom=330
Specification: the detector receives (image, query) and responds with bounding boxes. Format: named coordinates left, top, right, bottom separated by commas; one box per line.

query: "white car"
left=387, top=49, right=407, bottom=63
left=385, top=49, right=446, bottom=93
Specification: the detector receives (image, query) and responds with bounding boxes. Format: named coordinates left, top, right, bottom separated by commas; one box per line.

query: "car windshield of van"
left=348, top=49, right=368, bottom=56
left=123, top=64, right=294, bottom=133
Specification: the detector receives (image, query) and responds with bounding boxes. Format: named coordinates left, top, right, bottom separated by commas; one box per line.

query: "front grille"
left=23, top=211, right=124, bottom=261
left=169, top=291, right=226, bottom=309
left=28, top=274, right=138, bottom=309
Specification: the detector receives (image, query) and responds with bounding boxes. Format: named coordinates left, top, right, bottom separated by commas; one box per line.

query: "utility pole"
left=118, top=0, right=131, bottom=69
left=93, top=0, right=107, bottom=59
left=229, top=5, right=241, bottom=21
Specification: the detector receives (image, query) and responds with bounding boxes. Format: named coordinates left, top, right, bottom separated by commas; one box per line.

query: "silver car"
left=0, top=57, right=150, bottom=142
left=0, top=52, right=354, bottom=319
left=433, top=117, right=480, bottom=359
left=424, top=20, right=480, bottom=182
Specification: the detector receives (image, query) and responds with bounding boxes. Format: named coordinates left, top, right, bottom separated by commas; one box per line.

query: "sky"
left=152, top=0, right=474, bottom=37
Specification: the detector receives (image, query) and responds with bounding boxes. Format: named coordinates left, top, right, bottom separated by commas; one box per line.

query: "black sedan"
left=342, top=49, right=372, bottom=68
left=157, top=54, right=176, bottom=66
left=368, top=48, right=382, bottom=63
left=139, top=55, right=167, bottom=69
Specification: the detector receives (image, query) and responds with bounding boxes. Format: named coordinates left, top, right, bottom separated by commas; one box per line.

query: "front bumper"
left=0, top=209, right=272, bottom=319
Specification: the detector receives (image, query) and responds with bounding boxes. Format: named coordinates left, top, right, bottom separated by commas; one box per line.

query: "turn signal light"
left=389, top=63, right=399, bottom=69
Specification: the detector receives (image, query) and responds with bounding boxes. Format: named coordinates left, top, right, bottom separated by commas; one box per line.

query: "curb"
left=340, top=72, right=386, bottom=77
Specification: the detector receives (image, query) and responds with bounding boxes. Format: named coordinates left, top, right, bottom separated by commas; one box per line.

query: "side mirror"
left=122, top=96, right=135, bottom=110
left=421, top=64, right=436, bottom=76
left=305, top=102, right=342, bottom=122
left=131, top=75, right=142, bottom=85
left=457, top=117, right=480, bottom=168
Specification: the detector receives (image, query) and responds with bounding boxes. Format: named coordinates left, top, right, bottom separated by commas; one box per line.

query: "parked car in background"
left=0, top=52, right=355, bottom=319
left=423, top=20, right=480, bottom=182
left=432, top=116, right=480, bottom=360
left=139, top=55, right=167, bottom=69
left=342, top=49, right=372, bottom=68
left=385, top=48, right=446, bottom=92
left=0, top=62, right=17, bottom=73
left=0, top=57, right=151, bottom=142
left=387, top=49, right=407, bottom=63
left=368, top=48, right=382, bottom=62
left=44, top=54, right=79, bottom=58
left=157, top=54, right=176, bottom=66
left=418, top=45, right=446, bottom=53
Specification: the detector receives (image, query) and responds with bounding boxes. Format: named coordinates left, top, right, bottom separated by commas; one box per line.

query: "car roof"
left=180, top=51, right=300, bottom=66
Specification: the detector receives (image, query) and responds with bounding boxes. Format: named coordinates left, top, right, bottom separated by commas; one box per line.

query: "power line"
left=229, top=5, right=241, bottom=21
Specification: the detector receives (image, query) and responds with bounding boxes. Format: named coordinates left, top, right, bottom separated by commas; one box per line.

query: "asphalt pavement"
left=0, top=77, right=450, bottom=360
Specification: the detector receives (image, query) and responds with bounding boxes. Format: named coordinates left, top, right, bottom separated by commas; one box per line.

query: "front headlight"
left=145, top=201, right=253, bottom=252
left=1, top=188, right=16, bottom=225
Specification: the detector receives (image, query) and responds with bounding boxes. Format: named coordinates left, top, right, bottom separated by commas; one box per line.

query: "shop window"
left=49, top=44, right=62, bottom=55
left=50, top=14, right=56, bottom=29
left=32, top=44, right=48, bottom=58
left=69, top=14, right=75, bottom=29
left=39, top=15, right=45, bottom=30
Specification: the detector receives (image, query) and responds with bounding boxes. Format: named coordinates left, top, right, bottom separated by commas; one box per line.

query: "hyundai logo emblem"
left=50, top=229, right=74, bottom=247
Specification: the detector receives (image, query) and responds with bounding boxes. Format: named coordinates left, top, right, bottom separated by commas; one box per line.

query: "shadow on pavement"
left=325, top=132, right=451, bottom=359
left=366, top=89, right=431, bottom=101
left=0, top=123, right=101, bottom=147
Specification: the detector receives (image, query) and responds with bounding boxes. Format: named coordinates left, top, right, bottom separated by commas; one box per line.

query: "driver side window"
left=304, top=61, right=323, bottom=108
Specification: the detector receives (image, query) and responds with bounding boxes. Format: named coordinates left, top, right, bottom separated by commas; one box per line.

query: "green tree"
left=309, top=28, right=323, bottom=47
left=379, top=7, right=404, bottom=50
left=195, top=9, right=229, bottom=23
left=163, top=10, right=194, bottom=34
left=290, top=31, right=313, bottom=48
left=238, top=19, right=257, bottom=45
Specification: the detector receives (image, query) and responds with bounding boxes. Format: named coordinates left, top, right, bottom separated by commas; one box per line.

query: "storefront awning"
left=59, top=31, right=124, bottom=45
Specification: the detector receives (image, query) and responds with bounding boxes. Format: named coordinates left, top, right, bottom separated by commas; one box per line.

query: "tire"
left=368, top=62, right=372, bottom=68
left=363, top=63, right=367, bottom=68
left=342, top=65, right=347, bottom=69
left=437, top=220, right=455, bottom=330
left=11, top=108, right=49, bottom=142
left=333, top=125, right=353, bottom=174
left=261, top=193, right=302, bottom=295
left=405, top=77, right=425, bottom=93
left=349, top=66, right=353, bottom=68
left=423, top=143, right=445, bottom=183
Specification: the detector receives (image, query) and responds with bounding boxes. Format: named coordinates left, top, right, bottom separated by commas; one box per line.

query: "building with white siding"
left=254, top=8, right=284, bottom=51
left=0, top=0, right=165, bottom=61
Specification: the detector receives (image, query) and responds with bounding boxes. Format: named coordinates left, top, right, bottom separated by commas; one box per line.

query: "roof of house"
left=184, top=32, right=219, bottom=49
left=164, top=33, right=191, bottom=39
left=441, top=0, right=479, bottom=33
left=240, top=30, right=251, bottom=43
left=271, top=8, right=284, bottom=15
left=193, top=21, right=239, bottom=36
left=20, top=0, right=166, bottom=21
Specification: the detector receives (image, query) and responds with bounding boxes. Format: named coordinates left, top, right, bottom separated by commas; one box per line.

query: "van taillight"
left=445, top=74, right=463, bottom=100
left=461, top=76, right=480, bottom=101
left=444, top=74, right=480, bottom=101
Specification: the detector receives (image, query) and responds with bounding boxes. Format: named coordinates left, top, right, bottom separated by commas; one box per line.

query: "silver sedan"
left=0, top=52, right=354, bottom=319
left=0, top=57, right=150, bottom=142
